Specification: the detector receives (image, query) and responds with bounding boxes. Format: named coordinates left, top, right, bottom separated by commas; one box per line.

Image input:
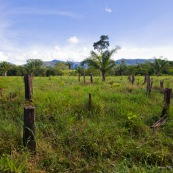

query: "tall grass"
left=0, top=76, right=173, bottom=172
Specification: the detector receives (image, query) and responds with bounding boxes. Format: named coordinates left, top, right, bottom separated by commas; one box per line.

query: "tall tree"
left=81, top=48, right=119, bottom=81
left=93, top=35, right=110, bottom=52
left=0, top=61, right=11, bottom=76
left=151, top=57, right=168, bottom=76
left=25, top=59, right=43, bottom=75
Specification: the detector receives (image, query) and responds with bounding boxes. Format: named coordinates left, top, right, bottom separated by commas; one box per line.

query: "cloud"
left=105, top=8, right=112, bottom=13
left=67, top=36, right=79, bottom=44
left=0, top=51, right=8, bottom=62
left=115, top=46, right=173, bottom=60
left=0, top=43, right=91, bottom=65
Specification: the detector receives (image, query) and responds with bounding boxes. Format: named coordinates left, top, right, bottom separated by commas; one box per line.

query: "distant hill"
left=43, top=58, right=155, bottom=68
left=115, top=58, right=155, bottom=65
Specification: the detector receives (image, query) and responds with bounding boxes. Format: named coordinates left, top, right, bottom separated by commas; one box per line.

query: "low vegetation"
left=0, top=75, right=173, bottom=172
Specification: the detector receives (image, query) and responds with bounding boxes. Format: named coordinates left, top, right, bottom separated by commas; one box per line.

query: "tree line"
left=0, top=35, right=172, bottom=79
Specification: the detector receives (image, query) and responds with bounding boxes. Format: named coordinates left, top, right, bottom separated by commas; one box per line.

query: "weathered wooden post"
left=0, top=88, right=2, bottom=98
left=146, top=75, right=151, bottom=93
left=150, top=78, right=153, bottom=89
left=90, top=73, right=93, bottom=83
left=160, top=81, right=164, bottom=89
left=131, top=75, right=135, bottom=84
left=24, top=74, right=33, bottom=101
left=143, top=74, right=147, bottom=84
left=88, top=93, right=92, bottom=110
left=83, top=68, right=86, bottom=83
left=151, top=88, right=172, bottom=128
left=23, top=106, right=36, bottom=154
left=161, top=88, right=172, bottom=117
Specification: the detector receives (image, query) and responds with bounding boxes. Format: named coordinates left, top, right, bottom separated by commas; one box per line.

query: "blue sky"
left=0, top=0, right=173, bottom=64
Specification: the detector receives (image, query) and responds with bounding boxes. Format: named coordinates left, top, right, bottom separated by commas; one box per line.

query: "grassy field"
left=0, top=75, right=173, bottom=172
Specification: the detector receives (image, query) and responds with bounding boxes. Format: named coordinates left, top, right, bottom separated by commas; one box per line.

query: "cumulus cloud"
left=67, top=36, right=79, bottom=44
left=105, top=8, right=112, bottom=13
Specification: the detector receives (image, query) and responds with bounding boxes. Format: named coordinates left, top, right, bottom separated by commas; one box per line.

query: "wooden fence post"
left=131, top=75, right=135, bottom=84
left=160, top=81, right=164, bottom=89
left=88, top=93, right=92, bottom=110
left=146, top=75, right=151, bottom=93
left=151, top=88, right=172, bottom=128
left=161, top=88, right=172, bottom=117
left=143, top=74, right=147, bottom=84
left=0, top=88, right=2, bottom=98
left=23, top=106, right=36, bottom=154
left=90, top=73, right=93, bottom=83
left=24, top=74, right=33, bottom=101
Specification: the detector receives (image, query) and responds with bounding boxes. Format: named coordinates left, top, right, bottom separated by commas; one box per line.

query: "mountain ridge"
left=43, top=58, right=155, bottom=68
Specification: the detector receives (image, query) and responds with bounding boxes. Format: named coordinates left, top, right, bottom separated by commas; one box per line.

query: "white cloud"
left=0, top=51, right=8, bottom=62
left=114, top=46, right=173, bottom=60
left=2, top=44, right=173, bottom=65
left=0, top=44, right=91, bottom=65
left=67, top=36, right=79, bottom=44
left=105, top=8, right=112, bottom=13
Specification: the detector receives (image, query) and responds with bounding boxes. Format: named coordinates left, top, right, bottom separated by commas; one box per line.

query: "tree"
left=55, top=62, right=68, bottom=70
left=116, top=60, right=127, bottom=75
left=25, top=59, right=43, bottom=75
left=93, top=35, right=110, bottom=52
left=66, top=61, right=73, bottom=70
left=0, top=61, right=11, bottom=76
left=151, top=57, right=168, bottom=76
left=75, top=66, right=83, bottom=82
left=81, top=48, right=119, bottom=81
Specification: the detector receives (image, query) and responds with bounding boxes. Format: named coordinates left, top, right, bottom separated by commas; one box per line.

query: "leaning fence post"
left=24, top=74, right=33, bottom=101
left=90, top=73, right=93, bottom=83
left=161, top=88, right=172, bottom=117
left=23, top=106, right=36, bottom=154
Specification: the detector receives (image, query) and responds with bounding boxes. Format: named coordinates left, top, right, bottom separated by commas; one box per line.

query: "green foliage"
left=0, top=154, right=26, bottom=173
left=25, top=59, right=43, bottom=75
left=81, top=48, right=120, bottom=81
left=0, top=61, right=11, bottom=76
left=93, top=35, right=110, bottom=52
left=151, top=57, right=169, bottom=76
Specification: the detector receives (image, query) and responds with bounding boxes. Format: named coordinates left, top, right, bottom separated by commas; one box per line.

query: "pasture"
left=0, top=75, right=173, bottom=172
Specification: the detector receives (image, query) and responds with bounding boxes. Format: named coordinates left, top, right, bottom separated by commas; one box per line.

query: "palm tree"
left=81, top=47, right=120, bottom=81
left=75, top=66, right=83, bottom=82
left=151, top=57, right=168, bottom=76
left=0, top=61, right=11, bottom=76
left=25, top=59, right=43, bottom=75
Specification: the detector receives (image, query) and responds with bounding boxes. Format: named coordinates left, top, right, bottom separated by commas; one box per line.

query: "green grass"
left=0, top=75, right=173, bottom=172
